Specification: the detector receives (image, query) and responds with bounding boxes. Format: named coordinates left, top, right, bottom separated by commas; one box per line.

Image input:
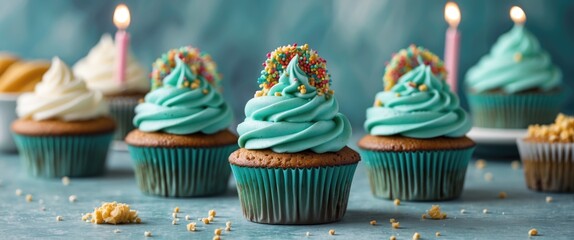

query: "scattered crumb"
left=82, top=202, right=140, bottom=224
left=499, top=192, right=507, bottom=199
left=68, top=195, right=77, bottom=203
left=187, top=222, right=197, bottom=232
left=144, top=231, right=152, bottom=237
left=394, top=199, right=401, bottom=206
left=436, top=231, right=441, bottom=237
left=413, top=232, right=421, bottom=240
left=185, top=215, right=191, bottom=220
left=460, top=209, right=467, bottom=214
left=483, top=209, right=489, bottom=214
left=421, top=214, right=426, bottom=219
left=226, top=221, right=232, bottom=228
left=226, top=226, right=231, bottom=231
left=390, top=218, right=397, bottom=223
left=511, top=161, right=521, bottom=169
left=172, top=212, right=178, bottom=218
left=213, top=236, right=221, bottom=240
left=202, top=218, right=210, bottom=224
left=113, top=229, right=121, bottom=233
left=209, top=209, right=216, bottom=217
left=25, top=194, right=33, bottom=202
left=423, top=205, right=447, bottom=220
left=208, top=216, right=214, bottom=222
left=475, top=159, right=486, bottom=169
left=484, top=172, right=494, bottom=181
left=56, top=216, right=63, bottom=221
left=306, top=232, right=310, bottom=237
left=370, top=220, right=377, bottom=225
left=214, top=228, right=222, bottom=236
left=529, top=228, right=538, bottom=236
left=172, top=219, right=177, bottom=225
left=392, top=222, right=400, bottom=229
left=173, top=207, right=180, bottom=213
left=15, top=189, right=22, bottom=196
left=329, top=229, right=335, bottom=235
left=546, top=196, right=553, bottom=203
left=390, top=236, right=397, bottom=240
left=62, top=176, right=70, bottom=186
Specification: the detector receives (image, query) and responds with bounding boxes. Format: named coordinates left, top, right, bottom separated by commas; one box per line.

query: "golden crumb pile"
left=423, top=205, right=447, bottom=220
left=82, top=202, right=141, bottom=224
left=528, top=113, right=574, bottom=142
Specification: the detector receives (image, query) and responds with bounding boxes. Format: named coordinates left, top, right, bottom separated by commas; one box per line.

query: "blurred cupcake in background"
left=0, top=53, right=50, bottom=152
left=74, top=34, right=148, bottom=140
left=465, top=9, right=565, bottom=129
left=359, top=45, right=474, bottom=201
left=12, top=57, right=115, bottom=177
left=125, top=46, right=237, bottom=197
left=517, top=114, right=574, bottom=192
left=229, top=44, right=360, bottom=224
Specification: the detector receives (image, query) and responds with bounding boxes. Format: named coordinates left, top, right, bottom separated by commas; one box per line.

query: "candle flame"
left=510, top=6, right=526, bottom=24
left=445, top=2, right=461, bottom=28
left=113, top=4, right=131, bottom=30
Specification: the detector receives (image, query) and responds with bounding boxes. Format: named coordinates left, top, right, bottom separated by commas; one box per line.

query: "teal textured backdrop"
left=1, top=0, right=573, bottom=129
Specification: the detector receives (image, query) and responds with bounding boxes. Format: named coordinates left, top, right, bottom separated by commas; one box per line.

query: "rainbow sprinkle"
left=258, top=44, right=331, bottom=95
left=151, top=46, right=222, bottom=91
left=383, top=44, right=446, bottom=91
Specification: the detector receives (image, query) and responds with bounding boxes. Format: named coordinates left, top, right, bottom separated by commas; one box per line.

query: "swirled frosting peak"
left=17, top=57, right=108, bottom=121
left=365, top=61, right=472, bottom=138
left=238, top=45, right=352, bottom=153
left=134, top=56, right=233, bottom=135
left=465, top=25, right=562, bottom=93
left=73, top=34, right=148, bottom=95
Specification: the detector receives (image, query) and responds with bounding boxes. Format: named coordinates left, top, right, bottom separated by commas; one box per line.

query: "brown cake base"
left=12, top=116, right=116, bottom=136
left=228, top=146, right=360, bottom=168
left=358, top=135, right=475, bottom=151
left=125, top=129, right=238, bottom=148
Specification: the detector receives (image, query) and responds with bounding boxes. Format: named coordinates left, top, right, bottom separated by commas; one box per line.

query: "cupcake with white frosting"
left=73, top=34, right=147, bottom=139
left=12, top=57, right=116, bottom=177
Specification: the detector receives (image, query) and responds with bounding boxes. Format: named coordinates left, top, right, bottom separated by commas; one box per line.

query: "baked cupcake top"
left=527, top=113, right=574, bottom=143
left=365, top=45, right=471, bottom=138
left=73, top=34, right=148, bottom=95
left=0, top=60, right=50, bottom=93
left=133, top=47, right=232, bottom=135
left=16, top=57, right=108, bottom=121
left=465, top=25, right=562, bottom=94
left=237, top=44, right=352, bottom=153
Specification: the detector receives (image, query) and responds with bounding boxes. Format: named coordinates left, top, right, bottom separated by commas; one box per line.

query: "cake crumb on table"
left=214, top=228, right=222, bottom=236
left=208, top=216, right=214, bottom=222
left=390, top=236, right=396, bottom=240
left=15, top=189, right=22, bottom=196
left=82, top=202, right=140, bottom=224
left=209, top=209, right=217, bottom=217
left=529, top=228, right=538, bottom=236
left=423, top=205, right=447, bottom=219
left=390, top=218, right=397, bottom=223
left=172, top=219, right=177, bottom=225
left=546, top=196, right=553, bottom=203
left=172, top=212, right=178, bottom=218
left=306, top=232, right=310, bottom=237
left=56, top=216, right=63, bottom=221
left=370, top=220, right=377, bottom=225
left=460, top=209, right=467, bottom=214
left=202, top=218, right=210, bottom=224
left=394, top=199, right=401, bottom=206
left=499, top=192, right=507, bottom=199
left=475, top=159, right=486, bottom=169
left=113, top=229, right=121, bottom=233
left=329, top=229, right=335, bottom=235
left=436, top=231, right=441, bottom=237
left=413, top=232, right=421, bottom=240
left=213, top=236, right=221, bottom=240
left=173, top=207, right=180, bottom=213
left=185, top=215, right=191, bottom=220
left=483, top=209, right=489, bottom=214
left=62, top=176, right=70, bottom=186
left=187, top=222, right=197, bottom=232
left=484, top=172, right=494, bottom=181
left=511, top=161, right=521, bottom=169
left=25, top=194, right=33, bottom=202
left=392, top=222, right=400, bottom=229
left=68, top=195, right=77, bottom=203
left=144, top=231, right=152, bottom=237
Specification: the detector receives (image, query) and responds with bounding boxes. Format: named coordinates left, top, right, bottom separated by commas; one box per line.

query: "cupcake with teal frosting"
left=465, top=23, right=565, bottom=128
left=125, top=46, right=237, bottom=197
left=358, top=45, right=475, bottom=201
left=229, top=44, right=360, bottom=224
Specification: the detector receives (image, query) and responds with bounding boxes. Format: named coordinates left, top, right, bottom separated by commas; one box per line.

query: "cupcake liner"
left=359, top=148, right=474, bottom=201
left=516, top=139, right=574, bottom=192
left=466, top=91, right=566, bottom=128
left=230, top=163, right=358, bottom=225
left=127, top=144, right=238, bottom=197
left=109, top=96, right=140, bottom=140
left=13, top=133, right=113, bottom=178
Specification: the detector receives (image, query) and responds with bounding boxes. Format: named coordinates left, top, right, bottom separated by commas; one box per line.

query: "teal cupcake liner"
left=109, top=96, right=139, bottom=140
left=127, top=144, right=238, bottom=197
left=230, top=163, right=358, bottom=224
left=13, top=133, right=113, bottom=178
left=359, top=148, right=474, bottom=201
left=466, top=91, right=566, bottom=129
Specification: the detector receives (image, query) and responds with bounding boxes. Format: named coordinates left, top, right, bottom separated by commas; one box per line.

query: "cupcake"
left=125, top=46, right=237, bottom=197
left=12, top=57, right=115, bottom=177
left=358, top=45, right=475, bottom=201
left=74, top=34, right=148, bottom=139
left=517, top=114, right=574, bottom=192
left=465, top=23, right=565, bottom=128
left=229, top=44, right=360, bottom=224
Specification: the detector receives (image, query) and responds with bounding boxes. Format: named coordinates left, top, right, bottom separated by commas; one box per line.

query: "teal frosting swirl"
left=465, top=25, right=562, bottom=93
left=134, top=58, right=233, bottom=135
left=365, top=64, right=472, bottom=138
left=237, top=55, right=352, bottom=153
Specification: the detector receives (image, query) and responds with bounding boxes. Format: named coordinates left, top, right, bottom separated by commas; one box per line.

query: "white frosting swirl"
left=73, top=34, right=148, bottom=95
left=17, top=57, right=108, bottom=121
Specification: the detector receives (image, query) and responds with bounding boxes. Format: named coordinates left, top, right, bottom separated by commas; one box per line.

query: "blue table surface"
left=1, top=145, right=573, bottom=240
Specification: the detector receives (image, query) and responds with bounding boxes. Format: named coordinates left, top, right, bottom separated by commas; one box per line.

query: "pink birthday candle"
left=444, top=2, right=461, bottom=94
left=113, top=4, right=131, bottom=86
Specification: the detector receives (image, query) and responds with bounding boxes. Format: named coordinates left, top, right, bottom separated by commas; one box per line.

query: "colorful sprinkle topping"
left=258, top=44, right=331, bottom=95
left=383, top=44, right=446, bottom=91
left=151, top=46, right=222, bottom=91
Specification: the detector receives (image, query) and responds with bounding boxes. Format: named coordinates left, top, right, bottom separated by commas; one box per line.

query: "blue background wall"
left=1, top=0, right=573, bottom=130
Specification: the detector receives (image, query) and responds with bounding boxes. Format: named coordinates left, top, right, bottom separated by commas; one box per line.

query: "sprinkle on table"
left=529, top=228, right=538, bottom=236
left=546, top=196, right=553, bottom=203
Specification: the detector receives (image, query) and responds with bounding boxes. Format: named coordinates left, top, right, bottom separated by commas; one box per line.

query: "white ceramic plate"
left=467, top=127, right=527, bottom=145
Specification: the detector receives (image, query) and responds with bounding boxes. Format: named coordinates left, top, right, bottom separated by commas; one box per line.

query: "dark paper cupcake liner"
left=127, top=144, right=238, bottom=197
left=359, top=148, right=474, bottom=201
left=230, top=163, right=358, bottom=224
left=13, top=133, right=113, bottom=178
left=109, top=96, right=140, bottom=140
left=516, top=139, right=574, bottom=192
left=466, top=91, right=566, bottom=128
